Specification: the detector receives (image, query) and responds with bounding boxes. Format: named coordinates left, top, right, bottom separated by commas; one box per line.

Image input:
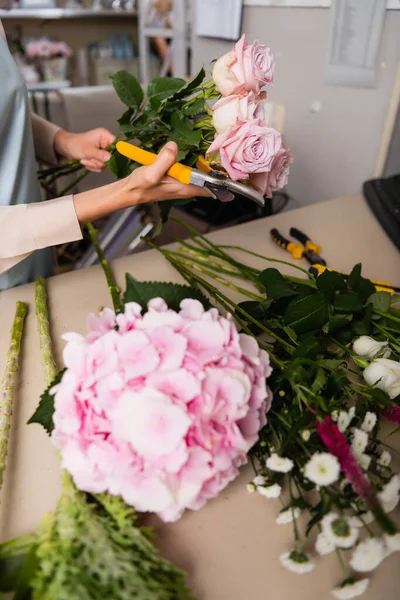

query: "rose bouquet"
left=39, top=35, right=291, bottom=226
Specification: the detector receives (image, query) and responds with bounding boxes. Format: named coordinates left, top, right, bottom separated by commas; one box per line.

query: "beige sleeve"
left=30, top=113, right=61, bottom=166
left=0, top=196, right=82, bottom=275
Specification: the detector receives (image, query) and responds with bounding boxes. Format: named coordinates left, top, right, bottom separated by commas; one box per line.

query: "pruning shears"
left=270, top=226, right=400, bottom=295
left=116, top=141, right=265, bottom=207
left=270, top=227, right=326, bottom=267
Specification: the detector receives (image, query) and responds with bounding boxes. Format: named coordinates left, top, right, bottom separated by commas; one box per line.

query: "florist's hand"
left=119, top=141, right=212, bottom=206
left=53, top=128, right=116, bottom=172
left=73, top=141, right=212, bottom=224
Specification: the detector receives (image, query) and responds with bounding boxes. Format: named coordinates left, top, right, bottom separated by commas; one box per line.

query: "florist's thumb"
left=146, top=142, right=178, bottom=183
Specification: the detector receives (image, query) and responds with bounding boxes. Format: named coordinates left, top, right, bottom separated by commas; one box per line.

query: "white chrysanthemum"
left=349, top=512, right=374, bottom=528
left=257, top=483, right=281, bottom=498
left=351, top=428, right=368, bottom=455
left=350, top=538, right=385, bottom=572
left=377, top=450, right=391, bottom=468
left=322, top=513, right=359, bottom=549
left=276, top=507, right=302, bottom=524
left=377, top=475, right=400, bottom=513
left=338, top=411, right=351, bottom=432
left=356, top=453, right=371, bottom=471
left=331, top=578, right=370, bottom=599
left=348, top=406, right=356, bottom=420
left=384, top=533, right=400, bottom=553
left=361, top=411, right=377, bottom=433
left=266, top=453, right=294, bottom=473
left=353, top=335, right=390, bottom=360
left=331, top=410, right=339, bottom=422
left=253, top=475, right=267, bottom=486
left=247, top=482, right=256, bottom=493
left=304, top=452, right=340, bottom=486
left=301, top=430, right=311, bottom=441
left=280, top=551, right=314, bottom=574
left=315, top=531, right=336, bottom=555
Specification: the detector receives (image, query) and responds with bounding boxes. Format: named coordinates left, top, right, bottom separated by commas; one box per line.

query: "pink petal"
left=111, top=388, right=191, bottom=456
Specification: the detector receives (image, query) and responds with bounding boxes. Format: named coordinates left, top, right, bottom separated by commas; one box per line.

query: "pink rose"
left=212, top=92, right=265, bottom=134
left=207, top=119, right=282, bottom=181
left=212, top=34, right=275, bottom=96
left=249, top=145, right=293, bottom=197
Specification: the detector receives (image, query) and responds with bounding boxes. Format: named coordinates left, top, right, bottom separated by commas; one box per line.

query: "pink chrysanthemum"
left=52, top=298, right=272, bottom=522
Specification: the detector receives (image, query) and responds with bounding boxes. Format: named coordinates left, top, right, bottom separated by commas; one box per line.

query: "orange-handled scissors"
left=116, top=141, right=265, bottom=206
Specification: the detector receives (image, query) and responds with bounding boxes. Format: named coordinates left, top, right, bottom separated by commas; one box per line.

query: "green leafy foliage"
left=147, top=77, right=186, bottom=109
left=110, top=70, right=144, bottom=108
left=284, top=294, right=330, bottom=334
left=123, top=274, right=210, bottom=312
left=30, top=486, right=194, bottom=600
left=367, top=291, right=391, bottom=312
left=257, top=268, right=297, bottom=299
left=28, top=369, right=65, bottom=434
left=108, top=151, right=132, bottom=179
left=1, top=480, right=195, bottom=600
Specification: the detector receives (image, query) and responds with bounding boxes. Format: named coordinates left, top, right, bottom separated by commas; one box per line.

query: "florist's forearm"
left=73, top=180, right=131, bottom=224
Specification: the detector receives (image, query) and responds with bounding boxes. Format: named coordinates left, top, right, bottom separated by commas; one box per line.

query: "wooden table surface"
left=1, top=196, right=399, bottom=599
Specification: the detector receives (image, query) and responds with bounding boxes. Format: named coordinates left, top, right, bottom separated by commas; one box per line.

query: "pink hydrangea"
left=52, top=298, right=272, bottom=522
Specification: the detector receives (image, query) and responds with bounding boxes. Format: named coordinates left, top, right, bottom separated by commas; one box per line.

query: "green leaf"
left=367, top=291, right=391, bottom=312
left=110, top=70, right=144, bottom=108
left=351, top=318, right=371, bottom=336
left=317, top=358, right=345, bottom=369
left=293, top=337, right=321, bottom=358
left=168, top=67, right=206, bottom=102
left=147, top=77, right=186, bottom=109
left=0, top=542, right=37, bottom=598
left=0, top=554, right=26, bottom=592
left=347, top=263, right=362, bottom=289
left=107, top=151, right=131, bottom=179
left=28, top=370, right=65, bottom=434
left=322, top=314, right=353, bottom=333
left=117, top=107, right=135, bottom=126
left=347, top=264, right=376, bottom=302
left=257, top=268, right=297, bottom=299
left=316, top=270, right=347, bottom=294
left=167, top=112, right=202, bottom=149
left=333, top=292, right=363, bottom=314
left=154, top=199, right=194, bottom=237
left=183, top=96, right=206, bottom=116
left=311, top=367, right=327, bottom=394
left=236, top=300, right=273, bottom=321
left=284, top=294, right=330, bottom=334
left=122, top=274, right=210, bottom=311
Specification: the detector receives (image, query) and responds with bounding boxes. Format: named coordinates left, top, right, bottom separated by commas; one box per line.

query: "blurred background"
left=1, top=0, right=399, bottom=271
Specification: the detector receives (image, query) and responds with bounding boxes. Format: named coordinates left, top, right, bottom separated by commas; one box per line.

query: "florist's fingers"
left=80, top=159, right=102, bottom=173
left=159, top=178, right=213, bottom=199
left=85, top=147, right=112, bottom=163
left=145, top=142, right=178, bottom=185
left=97, top=127, right=116, bottom=148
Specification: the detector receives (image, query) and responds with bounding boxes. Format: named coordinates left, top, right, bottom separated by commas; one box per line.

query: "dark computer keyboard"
left=363, top=174, right=400, bottom=250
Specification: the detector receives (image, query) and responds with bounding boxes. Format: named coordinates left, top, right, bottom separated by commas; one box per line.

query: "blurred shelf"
left=0, top=7, right=138, bottom=19
left=27, top=80, right=71, bottom=90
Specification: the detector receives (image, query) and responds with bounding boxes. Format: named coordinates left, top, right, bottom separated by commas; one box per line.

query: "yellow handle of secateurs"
left=116, top=141, right=193, bottom=185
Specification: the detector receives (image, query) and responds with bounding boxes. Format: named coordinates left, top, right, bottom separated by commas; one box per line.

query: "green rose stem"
left=146, top=240, right=289, bottom=363
left=35, top=278, right=57, bottom=387
left=59, top=168, right=89, bottom=196
left=86, top=222, right=122, bottom=313
left=0, top=301, right=27, bottom=489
